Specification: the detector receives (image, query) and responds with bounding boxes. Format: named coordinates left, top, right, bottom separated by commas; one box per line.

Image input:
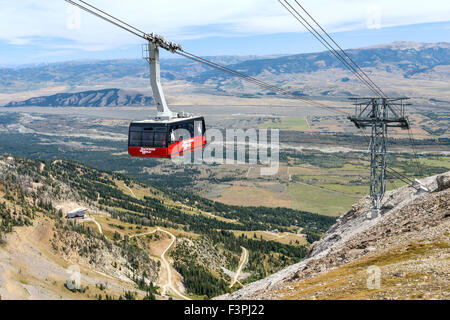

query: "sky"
left=0, top=0, right=449, bottom=66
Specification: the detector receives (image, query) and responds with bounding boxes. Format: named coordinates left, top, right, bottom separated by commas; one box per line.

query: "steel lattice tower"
left=348, top=98, right=410, bottom=218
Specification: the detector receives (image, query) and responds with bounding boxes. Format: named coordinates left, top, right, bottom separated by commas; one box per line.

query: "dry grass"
left=259, top=117, right=310, bottom=131
left=0, top=217, right=142, bottom=300
left=230, top=230, right=307, bottom=246
left=278, top=240, right=450, bottom=300
left=95, top=216, right=149, bottom=239
left=216, top=183, right=292, bottom=208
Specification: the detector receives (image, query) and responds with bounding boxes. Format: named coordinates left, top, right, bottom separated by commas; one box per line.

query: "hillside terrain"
left=3, top=89, right=153, bottom=108
left=192, top=41, right=450, bottom=82
left=0, top=155, right=334, bottom=300
left=217, top=171, right=450, bottom=300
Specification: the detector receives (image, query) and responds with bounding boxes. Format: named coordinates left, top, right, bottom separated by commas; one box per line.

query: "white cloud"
left=0, top=0, right=449, bottom=50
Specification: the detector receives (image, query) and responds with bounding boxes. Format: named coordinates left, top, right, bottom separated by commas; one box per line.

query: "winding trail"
left=80, top=216, right=103, bottom=235
left=133, top=227, right=191, bottom=300
left=124, top=184, right=137, bottom=198
left=124, top=187, right=190, bottom=299
left=87, top=220, right=191, bottom=299
left=157, top=228, right=191, bottom=300
left=129, top=229, right=157, bottom=239
left=90, top=217, right=103, bottom=235
left=229, top=247, right=248, bottom=288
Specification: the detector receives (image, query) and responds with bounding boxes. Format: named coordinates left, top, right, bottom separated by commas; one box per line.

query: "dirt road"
left=133, top=227, right=191, bottom=300
left=90, top=217, right=103, bottom=235
left=80, top=216, right=103, bottom=234
left=124, top=184, right=137, bottom=198
left=229, top=247, right=248, bottom=288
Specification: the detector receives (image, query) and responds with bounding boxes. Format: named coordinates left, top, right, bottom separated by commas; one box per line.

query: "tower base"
left=368, top=209, right=380, bottom=220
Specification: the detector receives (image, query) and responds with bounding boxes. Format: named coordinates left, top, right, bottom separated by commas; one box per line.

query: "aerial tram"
left=65, top=0, right=207, bottom=159
left=127, top=42, right=206, bottom=159
left=128, top=113, right=206, bottom=159
left=64, top=0, right=326, bottom=159
left=66, top=0, right=421, bottom=216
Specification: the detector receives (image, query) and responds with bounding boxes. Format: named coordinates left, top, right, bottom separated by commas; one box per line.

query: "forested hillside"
left=0, top=155, right=335, bottom=299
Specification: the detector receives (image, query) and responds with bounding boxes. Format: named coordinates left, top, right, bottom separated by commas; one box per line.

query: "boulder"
left=436, top=174, right=450, bottom=191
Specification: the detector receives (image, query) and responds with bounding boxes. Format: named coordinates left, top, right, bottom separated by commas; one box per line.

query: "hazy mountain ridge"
left=0, top=55, right=272, bottom=90
left=1, top=42, right=448, bottom=93
left=3, top=88, right=153, bottom=107
left=193, top=41, right=450, bottom=82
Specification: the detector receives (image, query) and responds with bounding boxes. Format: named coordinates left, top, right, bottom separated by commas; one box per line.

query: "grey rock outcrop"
left=436, top=174, right=450, bottom=191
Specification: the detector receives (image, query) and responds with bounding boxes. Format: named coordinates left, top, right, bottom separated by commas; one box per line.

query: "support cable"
left=65, top=0, right=143, bottom=38
left=65, top=0, right=348, bottom=115
left=176, top=50, right=346, bottom=115
left=289, top=0, right=387, bottom=97
left=407, top=128, right=423, bottom=176
left=279, top=0, right=384, bottom=98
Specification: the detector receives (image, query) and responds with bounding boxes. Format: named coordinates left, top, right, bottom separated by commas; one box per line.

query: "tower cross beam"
left=348, top=98, right=410, bottom=218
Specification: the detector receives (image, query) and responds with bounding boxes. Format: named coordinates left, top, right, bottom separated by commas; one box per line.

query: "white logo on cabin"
left=181, top=138, right=194, bottom=150
left=140, top=147, right=155, bottom=155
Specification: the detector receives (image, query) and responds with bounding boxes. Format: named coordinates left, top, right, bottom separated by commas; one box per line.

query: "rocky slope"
left=4, top=88, right=153, bottom=107
left=0, top=156, right=160, bottom=299
left=217, top=171, right=450, bottom=300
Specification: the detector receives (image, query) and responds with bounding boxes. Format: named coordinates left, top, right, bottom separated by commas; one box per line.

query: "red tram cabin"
left=128, top=116, right=206, bottom=159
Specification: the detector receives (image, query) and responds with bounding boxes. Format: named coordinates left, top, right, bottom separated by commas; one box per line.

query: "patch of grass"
left=289, top=183, right=355, bottom=216
left=82, top=221, right=101, bottom=234
left=96, top=216, right=145, bottom=237
left=351, top=241, right=450, bottom=269
left=260, top=117, right=310, bottom=131
left=160, top=227, right=201, bottom=240
left=230, top=230, right=307, bottom=246
left=279, top=239, right=450, bottom=300
left=316, top=184, right=368, bottom=196
left=339, top=163, right=369, bottom=172
left=418, top=157, right=450, bottom=170
left=217, top=184, right=292, bottom=208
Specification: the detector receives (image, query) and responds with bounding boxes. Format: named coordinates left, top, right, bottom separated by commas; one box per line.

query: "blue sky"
left=0, top=0, right=449, bottom=66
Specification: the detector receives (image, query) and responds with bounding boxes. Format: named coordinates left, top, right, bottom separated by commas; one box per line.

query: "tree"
left=113, top=231, right=121, bottom=241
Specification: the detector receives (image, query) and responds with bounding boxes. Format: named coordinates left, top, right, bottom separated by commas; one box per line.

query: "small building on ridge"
left=65, top=208, right=88, bottom=219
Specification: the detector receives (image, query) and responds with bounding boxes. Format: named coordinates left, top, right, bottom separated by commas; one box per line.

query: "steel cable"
left=279, top=0, right=384, bottom=97
left=290, top=0, right=387, bottom=97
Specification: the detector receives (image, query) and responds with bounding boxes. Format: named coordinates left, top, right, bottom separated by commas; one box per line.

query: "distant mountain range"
left=191, top=41, right=450, bottom=82
left=1, top=41, right=449, bottom=106
left=0, top=55, right=271, bottom=89
left=1, top=41, right=448, bottom=85
left=4, top=88, right=153, bottom=107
